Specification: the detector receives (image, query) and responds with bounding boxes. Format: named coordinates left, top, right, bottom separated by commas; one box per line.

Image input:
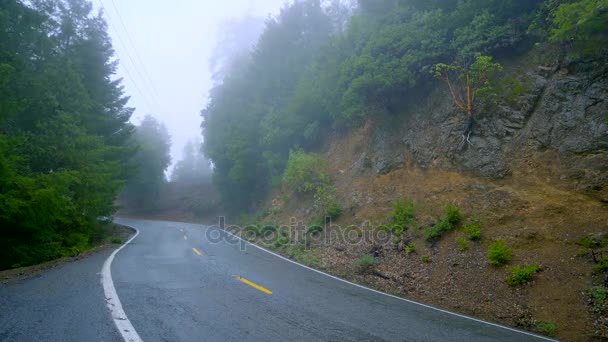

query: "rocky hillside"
left=245, top=46, right=608, bottom=341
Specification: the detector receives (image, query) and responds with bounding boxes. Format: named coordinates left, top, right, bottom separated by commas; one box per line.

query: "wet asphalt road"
left=0, top=218, right=551, bottom=342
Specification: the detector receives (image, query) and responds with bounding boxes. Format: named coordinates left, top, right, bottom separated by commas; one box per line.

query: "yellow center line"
left=235, top=275, right=272, bottom=295
left=192, top=247, right=202, bottom=256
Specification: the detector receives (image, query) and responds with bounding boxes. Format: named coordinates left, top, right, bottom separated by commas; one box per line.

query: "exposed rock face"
left=367, top=52, right=608, bottom=198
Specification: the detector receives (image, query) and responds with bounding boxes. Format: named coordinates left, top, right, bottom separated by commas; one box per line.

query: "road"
left=0, top=218, right=552, bottom=341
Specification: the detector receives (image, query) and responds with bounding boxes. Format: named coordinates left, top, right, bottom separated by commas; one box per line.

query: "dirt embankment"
left=253, top=49, right=608, bottom=341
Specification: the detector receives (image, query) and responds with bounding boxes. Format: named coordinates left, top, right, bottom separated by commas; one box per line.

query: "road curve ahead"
left=109, top=218, right=550, bottom=342
left=0, top=218, right=553, bottom=342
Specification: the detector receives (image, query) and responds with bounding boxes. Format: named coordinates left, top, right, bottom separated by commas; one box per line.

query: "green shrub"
left=506, top=264, right=541, bottom=286
left=420, top=255, right=430, bottom=263
left=404, top=241, right=416, bottom=254
left=590, top=286, right=608, bottom=305
left=425, top=204, right=463, bottom=241
left=593, top=257, right=608, bottom=274
left=463, top=220, right=482, bottom=241
left=536, top=321, right=556, bottom=336
left=353, top=254, right=376, bottom=274
left=389, top=199, right=414, bottom=234
left=282, top=149, right=329, bottom=193
left=456, top=237, right=469, bottom=252
left=488, top=240, right=511, bottom=266
left=425, top=217, right=452, bottom=240
left=111, top=238, right=122, bottom=244
left=307, top=223, right=323, bottom=236
left=326, top=204, right=342, bottom=221
left=444, top=204, right=463, bottom=226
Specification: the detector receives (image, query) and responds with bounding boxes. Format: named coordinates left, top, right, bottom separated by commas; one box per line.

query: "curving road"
left=0, top=218, right=552, bottom=342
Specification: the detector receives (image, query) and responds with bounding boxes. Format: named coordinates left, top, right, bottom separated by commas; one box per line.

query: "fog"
left=98, top=0, right=286, bottom=169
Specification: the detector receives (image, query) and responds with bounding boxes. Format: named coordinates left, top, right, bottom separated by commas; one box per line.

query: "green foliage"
left=590, top=286, right=608, bottom=304
left=404, top=241, right=417, bottom=254
left=0, top=0, right=134, bottom=270
left=201, top=0, right=545, bottom=211
left=111, top=238, right=122, bottom=244
left=425, top=204, right=463, bottom=240
left=432, top=53, right=503, bottom=116
left=120, top=116, right=171, bottom=212
left=463, top=220, right=482, bottom=241
left=488, top=240, right=512, bottom=266
left=549, top=0, right=608, bottom=43
left=506, top=264, right=541, bottom=286
left=282, top=149, right=329, bottom=193
left=353, top=254, right=376, bottom=274
left=593, top=257, right=608, bottom=274
left=326, top=204, right=343, bottom=221
left=536, top=321, right=557, bottom=336
left=420, top=255, right=430, bottom=263
left=389, top=199, right=414, bottom=235
left=456, top=237, right=469, bottom=252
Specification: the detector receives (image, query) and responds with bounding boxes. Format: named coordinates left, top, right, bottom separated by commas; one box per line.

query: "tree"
left=549, top=0, right=608, bottom=43
left=120, top=115, right=171, bottom=212
left=432, top=53, right=502, bottom=144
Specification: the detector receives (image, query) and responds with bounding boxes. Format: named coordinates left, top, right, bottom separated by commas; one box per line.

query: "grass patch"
left=590, top=286, right=608, bottom=304
left=353, top=254, right=376, bottom=274
left=456, top=237, right=469, bottom=252
left=404, top=241, right=416, bottom=254
left=111, top=238, right=122, bottom=244
left=488, top=240, right=511, bottom=266
left=420, top=255, right=430, bottom=263
left=536, top=321, right=556, bottom=336
left=506, top=264, right=541, bottom=286
left=593, top=256, right=608, bottom=274
left=389, top=199, right=414, bottom=236
left=425, top=204, right=463, bottom=241
left=463, top=220, right=482, bottom=241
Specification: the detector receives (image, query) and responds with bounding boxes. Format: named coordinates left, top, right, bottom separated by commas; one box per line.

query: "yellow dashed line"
left=235, top=276, right=272, bottom=295
left=192, top=248, right=202, bottom=256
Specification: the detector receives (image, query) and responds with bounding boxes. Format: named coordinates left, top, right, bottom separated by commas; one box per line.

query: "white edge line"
left=101, top=227, right=142, bottom=342
left=115, top=219, right=556, bottom=342
left=219, top=228, right=557, bottom=342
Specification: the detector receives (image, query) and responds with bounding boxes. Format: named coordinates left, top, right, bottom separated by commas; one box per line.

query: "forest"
left=201, top=0, right=608, bottom=213
left=1, top=0, right=606, bottom=270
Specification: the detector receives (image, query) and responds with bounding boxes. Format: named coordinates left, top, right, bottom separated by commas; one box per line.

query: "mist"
left=99, top=0, right=286, bottom=170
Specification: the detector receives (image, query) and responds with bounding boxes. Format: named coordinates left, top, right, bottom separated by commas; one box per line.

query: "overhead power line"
left=96, top=0, right=162, bottom=116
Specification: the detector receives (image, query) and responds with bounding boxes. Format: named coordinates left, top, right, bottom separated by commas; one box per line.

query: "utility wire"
left=108, top=0, right=162, bottom=100
left=97, top=0, right=161, bottom=115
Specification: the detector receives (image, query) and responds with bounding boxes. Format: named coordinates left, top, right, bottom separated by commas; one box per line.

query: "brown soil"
left=0, top=224, right=135, bottom=284
left=260, top=125, right=608, bottom=341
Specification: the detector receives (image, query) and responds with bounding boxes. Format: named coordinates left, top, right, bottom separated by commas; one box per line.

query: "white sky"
left=97, top=0, right=286, bottom=169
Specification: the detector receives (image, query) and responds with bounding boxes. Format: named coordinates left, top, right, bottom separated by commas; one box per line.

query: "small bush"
left=536, top=321, right=556, bottom=336
left=354, top=254, right=376, bottom=274
left=404, top=241, right=416, bottom=254
left=506, top=264, right=541, bottom=286
left=326, top=204, right=342, bottom=221
left=444, top=204, right=462, bottom=226
left=593, top=257, right=608, bottom=274
left=456, top=237, right=469, bottom=252
left=425, top=204, right=463, bottom=241
left=420, top=255, right=430, bottom=263
left=111, top=238, right=122, bottom=244
left=389, top=199, right=414, bottom=234
left=463, top=220, right=482, bottom=241
left=282, top=148, right=329, bottom=193
left=488, top=240, right=511, bottom=266
left=590, top=286, right=608, bottom=305
left=306, top=220, right=324, bottom=235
